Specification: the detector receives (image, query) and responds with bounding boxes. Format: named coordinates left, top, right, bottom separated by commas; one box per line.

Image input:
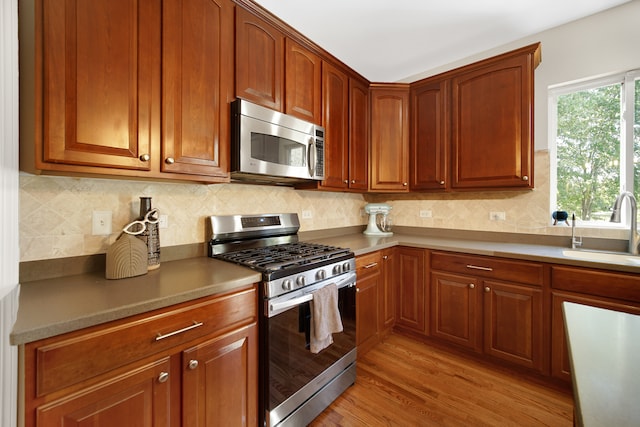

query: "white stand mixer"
left=363, top=203, right=393, bottom=236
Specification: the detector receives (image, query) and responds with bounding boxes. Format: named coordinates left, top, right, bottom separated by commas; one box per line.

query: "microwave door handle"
left=308, top=137, right=315, bottom=178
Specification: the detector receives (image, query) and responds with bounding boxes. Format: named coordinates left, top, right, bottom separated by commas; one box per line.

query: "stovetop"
left=214, top=242, right=352, bottom=273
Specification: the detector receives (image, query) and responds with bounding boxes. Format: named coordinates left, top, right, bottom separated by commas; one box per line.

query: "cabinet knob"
left=351, top=180, right=356, bottom=184
left=439, top=181, right=445, bottom=185
left=484, top=286, right=491, bottom=293
left=158, top=372, right=169, bottom=383
left=165, top=157, right=175, bottom=165
left=469, top=283, right=475, bottom=289
left=139, top=153, right=150, bottom=162
left=344, top=180, right=349, bottom=184
left=403, top=182, right=408, bottom=186
left=188, top=359, right=199, bottom=370
left=356, top=288, right=360, bottom=293
left=383, top=255, right=388, bottom=260
left=522, top=175, right=529, bottom=181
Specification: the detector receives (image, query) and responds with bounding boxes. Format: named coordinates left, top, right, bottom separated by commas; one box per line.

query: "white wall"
left=0, top=0, right=20, bottom=423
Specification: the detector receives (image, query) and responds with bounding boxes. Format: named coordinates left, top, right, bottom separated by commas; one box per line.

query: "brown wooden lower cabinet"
left=22, top=286, right=258, bottom=427
left=430, top=251, right=544, bottom=372
left=395, top=247, right=428, bottom=335
left=550, top=265, right=640, bottom=382
left=355, top=251, right=381, bottom=355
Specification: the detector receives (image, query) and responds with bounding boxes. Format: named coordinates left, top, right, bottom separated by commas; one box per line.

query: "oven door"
left=263, top=272, right=356, bottom=427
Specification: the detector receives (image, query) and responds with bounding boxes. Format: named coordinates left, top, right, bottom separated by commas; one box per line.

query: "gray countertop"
left=563, top=302, right=640, bottom=427
left=11, top=230, right=640, bottom=346
left=10, top=258, right=261, bottom=345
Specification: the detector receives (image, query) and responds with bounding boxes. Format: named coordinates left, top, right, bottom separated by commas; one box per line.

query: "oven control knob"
left=342, top=262, right=351, bottom=272
left=333, top=264, right=342, bottom=274
left=282, top=280, right=293, bottom=291
left=296, top=276, right=306, bottom=287
left=316, top=269, right=326, bottom=280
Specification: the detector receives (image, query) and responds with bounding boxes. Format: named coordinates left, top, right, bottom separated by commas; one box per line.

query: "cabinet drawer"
left=32, top=287, right=257, bottom=397
left=356, top=252, right=381, bottom=276
left=552, top=265, right=640, bottom=303
left=431, top=251, right=543, bottom=286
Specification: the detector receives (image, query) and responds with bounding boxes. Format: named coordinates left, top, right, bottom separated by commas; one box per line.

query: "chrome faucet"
left=571, top=214, right=582, bottom=249
left=609, top=191, right=640, bottom=255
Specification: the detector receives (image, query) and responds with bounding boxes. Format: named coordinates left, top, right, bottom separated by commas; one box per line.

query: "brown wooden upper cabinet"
left=320, top=62, right=370, bottom=191
left=236, top=8, right=323, bottom=125
left=410, top=43, right=541, bottom=191
left=370, top=84, right=411, bottom=192
left=162, top=0, right=234, bottom=179
left=20, top=0, right=233, bottom=183
left=285, top=39, right=322, bottom=124
left=235, top=7, right=284, bottom=112
left=410, top=79, right=449, bottom=190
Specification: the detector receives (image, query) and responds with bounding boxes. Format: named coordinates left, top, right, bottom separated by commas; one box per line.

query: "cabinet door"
left=285, top=39, right=321, bottom=124
left=370, top=85, right=410, bottom=192
left=451, top=52, right=535, bottom=189
left=348, top=77, right=370, bottom=191
left=162, top=0, right=233, bottom=178
left=551, top=292, right=640, bottom=382
left=182, top=324, right=258, bottom=427
left=483, top=281, right=543, bottom=371
left=235, top=7, right=284, bottom=111
left=356, top=266, right=380, bottom=355
left=39, top=0, right=159, bottom=170
left=36, top=357, right=171, bottom=427
left=321, top=62, right=350, bottom=189
left=431, top=271, right=482, bottom=351
left=396, top=247, right=427, bottom=334
left=380, top=248, right=396, bottom=334
left=410, top=79, right=449, bottom=190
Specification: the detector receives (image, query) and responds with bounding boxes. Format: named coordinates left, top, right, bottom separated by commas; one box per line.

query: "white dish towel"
left=310, top=283, right=343, bottom=353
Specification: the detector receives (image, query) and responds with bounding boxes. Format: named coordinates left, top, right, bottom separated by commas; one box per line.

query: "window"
left=550, top=70, right=640, bottom=226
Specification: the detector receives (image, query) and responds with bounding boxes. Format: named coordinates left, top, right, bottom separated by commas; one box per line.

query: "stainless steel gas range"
left=207, top=213, right=356, bottom=427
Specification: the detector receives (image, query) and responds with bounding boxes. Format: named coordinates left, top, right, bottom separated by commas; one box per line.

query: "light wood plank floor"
left=310, top=333, right=574, bottom=426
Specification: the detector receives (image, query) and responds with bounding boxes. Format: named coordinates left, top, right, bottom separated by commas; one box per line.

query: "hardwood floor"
left=310, top=333, right=574, bottom=426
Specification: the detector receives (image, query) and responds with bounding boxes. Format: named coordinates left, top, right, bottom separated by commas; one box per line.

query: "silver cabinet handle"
left=165, top=157, right=175, bottom=164
left=469, top=283, right=475, bottom=289
left=155, top=321, right=203, bottom=341
left=158, top=372, right=169, bottom=383
left=466, top=264, right=493, bottom=272
left=188, top=359, right=199, bottom=370
left=139, top=153, right=150, bottom=162
left=364, top=262, right=378, bottom=269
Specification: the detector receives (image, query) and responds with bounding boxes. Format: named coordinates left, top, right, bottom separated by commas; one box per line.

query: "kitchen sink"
left=562, top=249, right=640, bottom=265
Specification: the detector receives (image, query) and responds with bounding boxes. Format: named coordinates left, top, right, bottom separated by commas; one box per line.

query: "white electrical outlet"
left=92, top=211, right=112, bottom=235
left=159, top=214, right=169, bottom=229
left=419, top=210, right=432, bottom=218
left=489, top=211, right=506, bottom=221
left=302, top=210, right=313, bottom=219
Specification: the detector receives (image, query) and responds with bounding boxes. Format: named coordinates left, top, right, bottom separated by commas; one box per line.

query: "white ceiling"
left=254, top=0, right=631, bottom=82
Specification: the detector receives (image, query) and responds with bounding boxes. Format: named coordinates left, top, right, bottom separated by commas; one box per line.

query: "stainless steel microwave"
left=230, top=99, right=325, bottom=185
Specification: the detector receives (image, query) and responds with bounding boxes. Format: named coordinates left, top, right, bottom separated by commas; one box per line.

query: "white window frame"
left=548, top=69, right=640, bottom=228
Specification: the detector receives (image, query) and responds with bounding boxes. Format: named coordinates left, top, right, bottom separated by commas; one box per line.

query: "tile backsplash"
left=19, top=151, right=624, bottom=261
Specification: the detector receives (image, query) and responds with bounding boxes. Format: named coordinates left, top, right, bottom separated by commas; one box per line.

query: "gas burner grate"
left=214, top=242, right=351, bottom=272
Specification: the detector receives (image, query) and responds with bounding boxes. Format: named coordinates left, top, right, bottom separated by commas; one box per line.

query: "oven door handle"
left=268, top=272, right=356, bottom=316
left=270, top=293, right=314, bottom=314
